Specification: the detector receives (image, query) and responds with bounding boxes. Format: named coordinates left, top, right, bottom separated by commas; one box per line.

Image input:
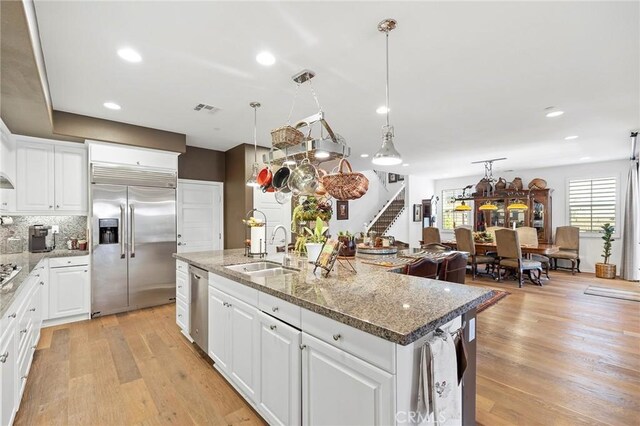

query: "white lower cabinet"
left=0, top=328, right=17, bottom=426
left=176, top=267, right=189, bottom=336
left=0, top=260, right=44, bottom=425
left=208, top=286, right=260, bottom=403
left=258, top=311, right=301, bottom=426
left=302, top=332, right=395, bottom=426
left=48, top=264, right=90, bottom=319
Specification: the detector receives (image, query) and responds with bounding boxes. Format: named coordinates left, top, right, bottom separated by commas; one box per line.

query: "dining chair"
left=495, top=229, right=543, bottom=287
left=406, top=257, right=440, bottom=279
left=454, top=227, right=495, bottom=280
left=516, top=226, right=550, bottom=279
left=548, top=226, right=581, bottom=274
left=440, top=252, right=468, bottom=284
left=422, top=227, right=441, bottom=245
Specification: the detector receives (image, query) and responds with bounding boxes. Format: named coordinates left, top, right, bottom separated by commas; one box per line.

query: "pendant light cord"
left=253, top=106, right=258, bottom=163
left=385, top=31, right=390, bottom=128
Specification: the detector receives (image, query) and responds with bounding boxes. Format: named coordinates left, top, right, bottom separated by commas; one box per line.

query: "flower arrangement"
left=473, top=231, right=493, bottom=243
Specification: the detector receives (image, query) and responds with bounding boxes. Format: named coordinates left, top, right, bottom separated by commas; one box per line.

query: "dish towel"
left=417, top=332, right=462, bottom=425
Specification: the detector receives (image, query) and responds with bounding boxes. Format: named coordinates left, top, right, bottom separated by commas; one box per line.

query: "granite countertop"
left=174, top=249, right=494, bottom=346
left=0, top=250, right=90, bottom=320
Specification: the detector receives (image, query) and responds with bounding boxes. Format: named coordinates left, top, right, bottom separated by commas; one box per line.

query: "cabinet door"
left=0, top=328, right=17, bottom=426
left=16, top=141, right=55, bottom=212
left=302, top=333, right=395, bottom=426
left=49, top=266, right=90, bottom=319
left=208, top=287, right=230, bottom=371
left=0, top=123, right=16, bottom=212
left=30, top=284, right=42, bottom=345
left=54, top=145, right=87, bottom=212
left=228, top=295, right=260, bottom=403
left=258, top=311, right=301, bottom=426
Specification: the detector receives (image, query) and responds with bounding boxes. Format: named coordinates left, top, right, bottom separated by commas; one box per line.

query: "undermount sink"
left=246, top=267, right=297, bottom=278
left=225, top=262, right=281, bottom=273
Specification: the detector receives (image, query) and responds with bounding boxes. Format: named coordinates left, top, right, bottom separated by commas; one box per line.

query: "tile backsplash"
left=0, top=216, right=88, bottom=253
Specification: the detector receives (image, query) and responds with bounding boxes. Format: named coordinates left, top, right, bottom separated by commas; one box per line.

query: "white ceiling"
left=34, top=1, right=639, bottom=178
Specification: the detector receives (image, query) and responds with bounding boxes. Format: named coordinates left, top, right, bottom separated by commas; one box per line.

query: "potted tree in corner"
left=595, top=223, right=616, bottom=279
left=304, top=218, right=328, bottom=263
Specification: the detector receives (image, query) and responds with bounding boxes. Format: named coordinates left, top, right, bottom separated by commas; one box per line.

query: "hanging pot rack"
left=263, top=69, right=351, bottom=166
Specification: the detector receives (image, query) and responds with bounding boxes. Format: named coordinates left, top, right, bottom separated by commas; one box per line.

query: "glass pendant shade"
left=372, top=127, right=402, bottom=166
left=455, top=201, right=472, bottom=211
left=507, top=200, right=528, bottom=210
left=479, top=201, right=498, bottom=211
left=246, top=163, right=260, bottom=187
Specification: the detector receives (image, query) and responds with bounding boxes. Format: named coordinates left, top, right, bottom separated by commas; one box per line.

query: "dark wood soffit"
left=178, top=146, right=225, bottom=182
left=52, top=110, right=186, bottom=153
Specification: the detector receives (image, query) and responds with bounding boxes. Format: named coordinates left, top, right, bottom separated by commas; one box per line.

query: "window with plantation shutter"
left=568, top=177, right=617, bottom=232
left=442, top=188, right=472, bottom=230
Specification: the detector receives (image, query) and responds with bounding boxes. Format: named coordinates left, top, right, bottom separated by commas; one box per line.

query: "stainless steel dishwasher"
left=189, top=265, right=208, bottom=351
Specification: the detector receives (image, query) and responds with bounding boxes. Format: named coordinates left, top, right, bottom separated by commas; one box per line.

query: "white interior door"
left=177, top=180, right=223, bottom=252
left=253, top=189, right=291, bottom=254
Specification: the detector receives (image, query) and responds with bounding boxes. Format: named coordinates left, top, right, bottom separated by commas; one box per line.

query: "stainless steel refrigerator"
left=90, top=163, right=177, bottom=317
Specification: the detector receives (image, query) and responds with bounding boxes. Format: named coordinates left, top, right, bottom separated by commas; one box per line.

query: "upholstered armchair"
left=516, top=226, right=550, bottom=279
left=421, top=227, right=441, bottom=245
left=495, top=229, right=543, bottom=287
left=454, top=227, right=495, bottom=280
left=549, top=226, right=581, bottom=274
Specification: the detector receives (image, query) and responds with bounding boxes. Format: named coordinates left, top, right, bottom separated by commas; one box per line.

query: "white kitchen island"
left=174, top=250, right=492, bottom=426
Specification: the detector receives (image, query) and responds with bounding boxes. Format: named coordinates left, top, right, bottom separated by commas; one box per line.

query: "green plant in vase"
left=303, top=218, right=328, bottom=263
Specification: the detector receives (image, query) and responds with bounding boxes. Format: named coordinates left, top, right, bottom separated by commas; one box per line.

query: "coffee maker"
left=28, top=225, right=53, bottom=253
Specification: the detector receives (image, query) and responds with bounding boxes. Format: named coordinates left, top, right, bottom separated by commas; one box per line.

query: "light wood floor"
left=14, top=271, right=639, bottom=425
left=468, top=271, right=640, bottom=425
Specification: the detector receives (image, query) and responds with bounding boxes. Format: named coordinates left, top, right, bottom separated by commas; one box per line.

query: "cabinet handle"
left=178, top=314, right=182, bottom=318
left=272, top=307, right=279, bottom=312
left=84, top=270, right=88, bottom=273
left=49, top=205, right=53, bottom=209
left=222, top=302, right=228, bottom=307
left=29, top=308, right=36, bottom=312
left=299, top=344, right=306, bottom=350
left=333, top=334, right=341, bottom=341
left=270, top=325, right=277, bottom=331
left=177, top=234, right=182, bottom=238
left=56, top=205, right=60, bottom=208
left=20, top=328, right=27, bottom=334
left=39, top=281, right=44, bottom=286
left=178, top=285, right=182, bottom=289
left=7, top=313, right=16, bottom=319
left=0, top=352, right=8, bottom=363
left=193, top=274, right=202, bottom=280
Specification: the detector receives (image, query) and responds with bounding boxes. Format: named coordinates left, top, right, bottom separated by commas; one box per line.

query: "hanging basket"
left=271, top=126, right=304, bottom=149
left=322, top=159, right=369, bottom=200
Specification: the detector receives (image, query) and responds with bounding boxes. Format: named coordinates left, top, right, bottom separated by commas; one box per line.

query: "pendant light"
left=454, top=201, right=472, bottom=211
left=372, top=19, right=402, bottom=166
left=507, top=200, right=529, bottom=211
left=246, top=102, right=261, bottom=187
left=479, top=201, right=498, bottom=211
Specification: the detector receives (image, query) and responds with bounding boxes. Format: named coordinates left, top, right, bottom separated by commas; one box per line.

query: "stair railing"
left=365, top=184, right=406, bottom=234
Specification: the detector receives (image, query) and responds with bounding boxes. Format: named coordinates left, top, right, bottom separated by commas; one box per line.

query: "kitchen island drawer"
left=258, top=291, right=301, bottom=329
left=301, top=309, right=396, bottom=374
left=176, top=260, right=188, bottom=273
left=176, top=270, right=188, bottom=300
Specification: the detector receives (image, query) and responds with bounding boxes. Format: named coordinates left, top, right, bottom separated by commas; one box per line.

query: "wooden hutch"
left=472, top=189, right=553, bottom=243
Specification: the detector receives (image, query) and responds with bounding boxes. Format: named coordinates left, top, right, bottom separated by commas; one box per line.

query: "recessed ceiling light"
left=545, top=110, right=564, bottom=118
left=376, top=106, right=389, bottom=114
left=256, top=51, right=275, bottom=66
left=117, top=47, right=142, bottom=63
left=315, top=150, right=330, bottom=159
left=564, top=135, right=579, bottom=140
left=402, top=163, right=409, bottom=167
left=580, top=156, right=591, bottom=161
left=360, top=153, right=369, bottom=158
left=103, top=102, right=121, bottom=110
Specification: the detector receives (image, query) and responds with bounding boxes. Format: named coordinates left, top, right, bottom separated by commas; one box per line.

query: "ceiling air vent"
left=193, top=103, right=221, bottom=114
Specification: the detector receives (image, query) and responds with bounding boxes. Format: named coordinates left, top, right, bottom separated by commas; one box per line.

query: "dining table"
left=441, top=240, right=560, bottom=256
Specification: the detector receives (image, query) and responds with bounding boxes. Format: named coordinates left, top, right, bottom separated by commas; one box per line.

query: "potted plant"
left=291, top=196, right=332, bottom=233
left=303, top=218, right=328, bottom=263
left=595, top=223, right=616, bottom=279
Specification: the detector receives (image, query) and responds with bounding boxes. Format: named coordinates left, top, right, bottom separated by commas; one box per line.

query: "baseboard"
left=42, top=313, right=90, bottom=328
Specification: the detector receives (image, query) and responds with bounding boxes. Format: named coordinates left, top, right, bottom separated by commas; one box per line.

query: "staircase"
left=366, top=186, right=406, bottom=236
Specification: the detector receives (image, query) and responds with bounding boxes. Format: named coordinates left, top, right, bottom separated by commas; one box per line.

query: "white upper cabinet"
left=0, top=119, right=17, bottom=212
left=15, top=137, right=87, bottom=214
left=54, top=145, right=87, bottom=211
left=87, top=141, right=178, bottom=170
left=16, top=141, right=55, bottom=212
